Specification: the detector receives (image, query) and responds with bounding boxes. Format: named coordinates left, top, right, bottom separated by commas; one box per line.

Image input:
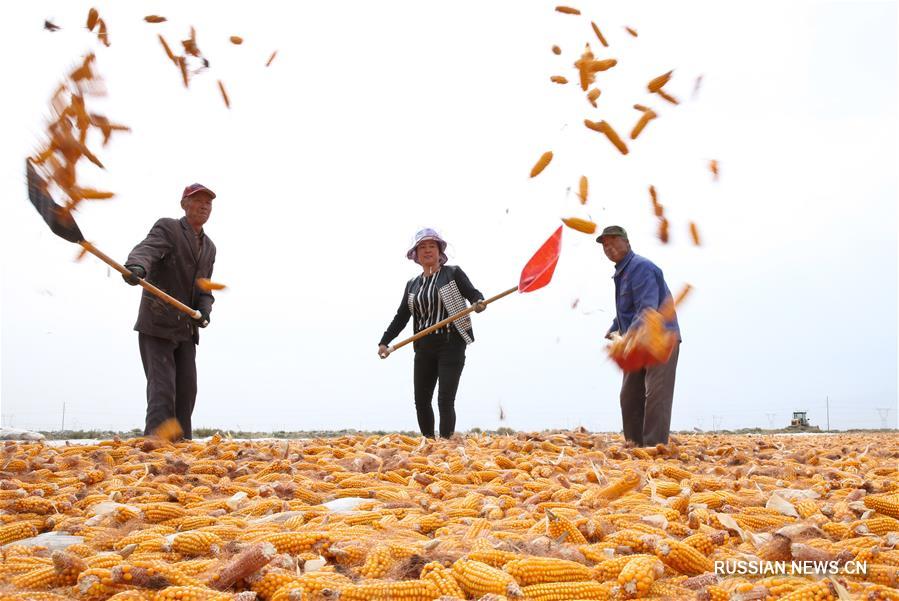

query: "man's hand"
left=122, top=264, right=146, bottom=286
left=473, top=300, right=487, bottom=313
left=605, top=330, right=619, bottom=341
left=378, top=345, right=391, bottom=359
left=192, top=309, right=210, bottom=328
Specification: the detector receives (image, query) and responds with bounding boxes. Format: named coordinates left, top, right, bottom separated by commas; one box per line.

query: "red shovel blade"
left=519, top=226, right=562, bottom=293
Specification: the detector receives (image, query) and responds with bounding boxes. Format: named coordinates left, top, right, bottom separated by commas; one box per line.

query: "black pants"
left=138, top=333, right=198, bottom=439
left=620, top=341, right=680, bottom=446
left=413, top=330, right=466, bottom=438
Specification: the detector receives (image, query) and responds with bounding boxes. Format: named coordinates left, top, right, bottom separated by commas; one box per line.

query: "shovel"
left=25, top=159, right=202, bottom=320
left=383, top=226, right=563, bottom=356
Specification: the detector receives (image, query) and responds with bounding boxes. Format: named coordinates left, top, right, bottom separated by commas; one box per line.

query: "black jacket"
left=126, top=217, right=216, bottom=344
left=380, top=265, right=484, bottom=346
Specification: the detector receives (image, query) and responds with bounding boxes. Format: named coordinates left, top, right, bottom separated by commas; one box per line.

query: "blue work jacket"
left=608, top=250, right=681, bottom=339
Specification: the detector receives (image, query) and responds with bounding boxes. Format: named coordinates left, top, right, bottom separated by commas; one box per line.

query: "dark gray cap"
left=596, top=225, right=628, bottom=243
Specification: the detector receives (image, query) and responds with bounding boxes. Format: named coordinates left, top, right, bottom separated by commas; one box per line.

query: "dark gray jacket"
left=126, top=216, right=216, bottom=344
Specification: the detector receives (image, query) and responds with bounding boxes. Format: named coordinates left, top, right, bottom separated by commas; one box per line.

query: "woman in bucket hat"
left=378, top=228, right=486, bottom=438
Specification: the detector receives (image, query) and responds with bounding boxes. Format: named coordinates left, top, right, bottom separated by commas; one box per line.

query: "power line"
left=876, top=408, right=892, bottom=429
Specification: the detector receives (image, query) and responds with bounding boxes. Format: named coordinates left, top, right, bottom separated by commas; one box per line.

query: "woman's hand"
left=378, top=344, right=391, bottom=359
left=474, top=300, right=487, bottom=313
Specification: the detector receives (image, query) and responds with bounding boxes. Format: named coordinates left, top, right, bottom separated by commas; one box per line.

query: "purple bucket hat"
left=406, top=228, right=448, bottom=265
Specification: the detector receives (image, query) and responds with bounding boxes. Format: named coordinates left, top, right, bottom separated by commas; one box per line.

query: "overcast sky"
left=1, top=1, right=896, bottom=434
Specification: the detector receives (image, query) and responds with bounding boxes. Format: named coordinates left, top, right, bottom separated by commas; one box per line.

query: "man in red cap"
left=122, top=184, right=218, bottom=439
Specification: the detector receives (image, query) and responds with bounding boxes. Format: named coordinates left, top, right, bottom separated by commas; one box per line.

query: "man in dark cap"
left=122, top=184, right=217, bottom=439
left=597, top=225, right=680, bottom=446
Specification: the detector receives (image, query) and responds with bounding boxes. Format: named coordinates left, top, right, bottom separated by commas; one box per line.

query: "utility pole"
left=765, top=413, right=777, bottom=429
left=826, top=396, right=829, bottom=431
left=876, top=408, right=892, bottom=429
left=61, top=402, right=66, bottom=432
left=712, top=415, right=723, bottom=432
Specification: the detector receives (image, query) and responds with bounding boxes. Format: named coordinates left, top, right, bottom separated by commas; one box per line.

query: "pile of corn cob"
left=1, top=432, right=897, bottom=600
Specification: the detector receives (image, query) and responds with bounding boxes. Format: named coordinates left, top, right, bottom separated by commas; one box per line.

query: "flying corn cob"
left=529, top=151, right=554, bottom=178
left=630, top=110, right=657, bottom=140
left=590, top=22, right=609, bottom=47
left=561, top=218, right=597, bottom=235
left=578, top=176, right=589, bottom=204
left=584, top=120, right=629, bottom=155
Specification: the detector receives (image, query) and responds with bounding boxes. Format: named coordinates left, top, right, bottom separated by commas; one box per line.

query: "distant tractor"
left=787, top=411, right=820, bottom=431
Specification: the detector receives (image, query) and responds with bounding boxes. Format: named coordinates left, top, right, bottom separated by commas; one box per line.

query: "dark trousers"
left=138, top=333, right=198, bottom=439
left=620, top=342, right=680, bottom=446
left=413, top=330, right=466, bottom=438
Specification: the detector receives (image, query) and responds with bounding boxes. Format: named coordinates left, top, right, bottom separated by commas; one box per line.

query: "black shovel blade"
left=26, top=159, right=84, bottom=244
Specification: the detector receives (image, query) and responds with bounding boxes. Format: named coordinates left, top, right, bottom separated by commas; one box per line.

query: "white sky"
left=1, top=1, right=896, bottom=433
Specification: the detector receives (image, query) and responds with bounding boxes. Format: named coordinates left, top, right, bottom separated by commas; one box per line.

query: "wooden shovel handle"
left=80, top=241, right=202, bottom=320
left=386, top=285, right=518, bottom=355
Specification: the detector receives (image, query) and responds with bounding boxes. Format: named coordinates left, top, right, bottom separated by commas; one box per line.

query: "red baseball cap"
left=181, top=183, right=216, bottom=200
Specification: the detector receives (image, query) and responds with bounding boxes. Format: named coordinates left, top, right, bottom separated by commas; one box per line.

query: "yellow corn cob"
left=105, top=592, right=154, bottom=601
left=865, top=494, right=899, bottom=519
left=153, top=586, right=232, bottom=601
left=661, top=465, right=693, bottom=482
left=821, top=522, right=851, bottom=540
left=0, top=522, right=37, bottom=546
left=544, top=509, right=588, bottom=544
left=140, top=503, right=187, bottom=523
left=468, top=548, right=522, bottom=568
left=12, top=496, right=56, bottom=514
left=323, top=579, right=439, bottom=601
left=681, top=531, right=726, bottom=555
left=646, top=579, right=695, bottom=598
left=51, top=550, right=87, bottom=584
left=777, top=579, right=839, bottom=601
left=865, top=584, right=899, bottom=601
left=651, top=480, right=684, bottom=498
left=852, top=516, right=899, bottom=536
left=271, top=572, right=353, bottom=601
left=170, top=516, right=218, bottom=531
left=249, top=569, right=303, bottom=599
left=10, top=565, right=64, bottom=589
left=850, top=564, right=899, bottom=587
left=699, top=584, right=730, bottom=601
left=420, top=561, right=466, bottom=598
left=617, top=556, right=664, bottom=598
left=794, top=498, right=820, bottom=518
left=126, top=561, right=204, bottom=587
left=502, top=557, right=592, bottom=585
left=652, top=538, right=714, bottom=575
left=520, top=580, right=616, bottom=601
left=254, top=531, right=329, bottom=554
left=77, top=567, right=131, bottom=601
left=452, top=558, right=523, bottom=598
left=595, top=471, right=642, bottom=500
left=688, top=491, right=737, bottom=509
left=593, top=554, right=655, bottom=580
left=756, top=576, right=813, bottom=598
left=359, top=544, right=394, bottom=578
left=170, top=531, right=223, bottom=556
left=602, top=529, right=656, bottom=553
